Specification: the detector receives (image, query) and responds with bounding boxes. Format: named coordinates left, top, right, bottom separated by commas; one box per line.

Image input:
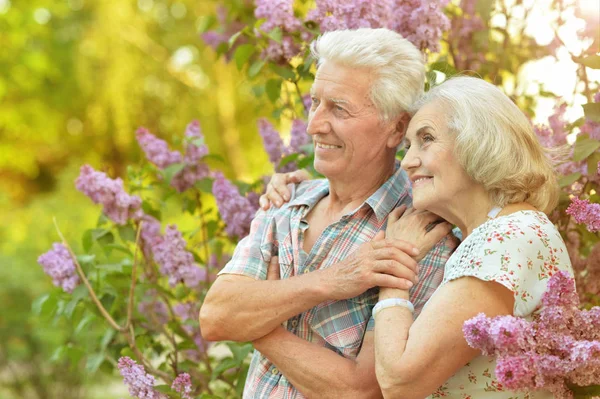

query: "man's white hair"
left=310, top=28, right=425, bottom=120
left=411, top=76, right=560, bottom=214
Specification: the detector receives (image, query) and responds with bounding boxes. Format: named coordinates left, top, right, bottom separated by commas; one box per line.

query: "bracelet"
left=372, top=298, right=414, bottom=317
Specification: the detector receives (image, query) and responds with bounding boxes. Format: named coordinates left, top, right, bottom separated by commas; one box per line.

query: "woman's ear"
left=387, top=112, right=411, bottom=148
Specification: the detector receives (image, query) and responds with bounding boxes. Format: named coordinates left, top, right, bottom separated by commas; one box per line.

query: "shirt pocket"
left=276, top=234, right=295, bottom=279
left=310, top=288, right=378, bottom=358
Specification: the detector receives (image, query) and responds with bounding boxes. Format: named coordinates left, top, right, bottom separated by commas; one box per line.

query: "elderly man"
left=200, top=28, right=454, bottom=398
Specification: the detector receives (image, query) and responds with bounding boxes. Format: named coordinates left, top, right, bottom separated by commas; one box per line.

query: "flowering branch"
left=125, top=221, right=143, bottom=330
left=52, top=218, right=125, bottom=332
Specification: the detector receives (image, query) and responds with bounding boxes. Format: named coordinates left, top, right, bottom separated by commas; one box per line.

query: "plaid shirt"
left=219, top=164, right=455, bottom=399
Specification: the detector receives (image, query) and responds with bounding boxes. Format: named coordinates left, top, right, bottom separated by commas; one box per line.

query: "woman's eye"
left=422, top=134, right=434, bottom=142
left=405, top=142, right=411, bottom=150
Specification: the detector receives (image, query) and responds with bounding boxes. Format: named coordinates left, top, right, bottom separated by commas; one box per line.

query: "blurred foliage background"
left=0, top=0, right=598, bottom=398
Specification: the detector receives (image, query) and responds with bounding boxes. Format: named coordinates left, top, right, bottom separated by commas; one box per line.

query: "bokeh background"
left=1, top=0, right=599, bottom=398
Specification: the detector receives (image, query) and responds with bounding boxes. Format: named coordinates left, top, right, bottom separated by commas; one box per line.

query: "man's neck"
left=324, top=161, right=396, bottom=217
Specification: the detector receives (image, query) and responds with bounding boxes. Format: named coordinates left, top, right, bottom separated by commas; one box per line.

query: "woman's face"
left=401, top=100, right=478, bottom=214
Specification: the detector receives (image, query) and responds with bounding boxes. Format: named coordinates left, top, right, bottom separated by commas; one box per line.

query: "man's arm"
left=200, top=236, right=419, bottom=342
left=253, top=328, right=382, bottom=399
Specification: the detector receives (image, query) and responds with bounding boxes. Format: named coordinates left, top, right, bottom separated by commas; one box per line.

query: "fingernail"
left=412, top=248, right=420, bottom=255
left=283, top=194, right=289, bottom=201
left=407, top=281, right=414, bottom=288
left=276, top=201, right=281, bottom=207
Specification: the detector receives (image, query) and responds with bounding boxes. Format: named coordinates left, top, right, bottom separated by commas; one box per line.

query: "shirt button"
left=271, top=367, right=279, bottom=375
left=303, top=269, right=310, bottom=274
left=290, top=319, right=298, bottom=328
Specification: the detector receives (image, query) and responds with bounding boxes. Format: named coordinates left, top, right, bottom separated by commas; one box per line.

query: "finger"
left=271, top=173, right=293, bottom=201
left=373, top=230, right=386, bottom=241
left=373, top=259, right=418, bottom=283
left=259, top=194, right=271, bottom=210
left=266, top=183, right=285, bottom=207
left=289, top=169, right=311, bottom=184
left=387, top=204, right=407, bottom=224
left=427, top=222, right=453, bottom=244
left=373, top=247, right=419, bottom=274
left=372, top=273, right=414, bottom=291
left=371, top=238, right=420, bottom=257
left=266, top=256, right=280, bottom=280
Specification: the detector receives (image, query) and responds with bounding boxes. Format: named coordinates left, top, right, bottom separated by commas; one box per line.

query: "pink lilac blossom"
left=136, top=128, right=182, bottom=169
left=258, top=118, right=285, bottom=165
left=566, top=197, right=600, bottom=232
left=254, top=0, right=303, bottom=63
left=171, top=121, right=211, bottom=192
left=152, top=225, right=204, bottom=287
left=307, top=0, right=395, bottom=31
left=448, top=0, right=486, bottom=70
left=117, top=356, right=166, bottom=399
left=171, top=373, right=193, bottom=399
left=37, top=243, right=80, bottom=293
left=389, top=0, right=451, bottom=52
left=174, top=302, right=209, bottom=358
left=75, top=165, right=143, bottom=225
left=212, top=172, right=257, bottom=238
left=139, top=215, right=162, bottom=260
left=289, top=119, right=310, bottom=153
left=201, top=6, right=247, bottom=61
left=463, top=272, right=600, bottom=398
left=138, top=298, right=170, bottom=327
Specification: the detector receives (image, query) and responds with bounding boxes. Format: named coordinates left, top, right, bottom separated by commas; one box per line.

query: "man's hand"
left=385, top=205, right=454, bottom=262
left=259, top=170, right=312, bottom=210
left=318, top=232, right=420, bottom=300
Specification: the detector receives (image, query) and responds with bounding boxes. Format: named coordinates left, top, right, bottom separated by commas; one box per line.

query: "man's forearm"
left=200, top=273, right=329, bottom=342
left=253, top=328, right=382, bottom=399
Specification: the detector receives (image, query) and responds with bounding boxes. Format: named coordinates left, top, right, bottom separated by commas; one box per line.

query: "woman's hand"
left=259, top=169, right=312, bottom=210
left=386, top=205, right=454, bottom=263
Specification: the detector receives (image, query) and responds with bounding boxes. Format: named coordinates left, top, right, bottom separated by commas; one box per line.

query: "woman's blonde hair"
left=411, top=76, right=560, bottom=214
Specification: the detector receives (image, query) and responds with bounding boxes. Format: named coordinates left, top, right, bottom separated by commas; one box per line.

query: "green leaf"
left=195, top=177, right=213, bottom=193
left=211, top=357, right=238, bottom=380
left=196, top=15, right=216, bottom=34
left=118, top=225, right=136, bottom=243
left=142, top=201, right=162, bottom=220
left=162, top=163, right=185, bottom=185
left=279, top=152, right=299, bottom=167
left=579, top=55, right=600, bottom=69
left=267, top=27, right=282, bottom=43
left=573, top=134, right=600, bottom=161
left=100, top=329, right=116, bottom=350
left=63, top=285, right=89, bottom=319
left=569, top=384, right=600, bottom=397
left=587, top=152, right=600, bottom=175
left=85, top=353, right=105, bottom=374
left=226, top=342, right=253, bottom=364
left=103, top=243, right=133, bottom=256
left=75, top=313, right=96, bottom=334
left=153, top=385, right=174, bottom=394
left=270, top=64, right=296, bottom=81
left=583, top=103, right=600, bottom=123
left=248, top=60, right=266, bottom=78
left=82, top=229, right=94, bottom=252
left=32, top=293, right=53, bottom=316
left=234, top=44, right=255, bottom=70
left=76, top=254, right=96, bottom=264
left=558, top=172, right=582, bottom=188
left=266, top=79, right=282, bottom=103
left=228, top=31, right=243, bottom=49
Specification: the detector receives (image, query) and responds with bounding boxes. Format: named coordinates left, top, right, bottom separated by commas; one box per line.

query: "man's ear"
left=387, top=112, right=410, bottom=148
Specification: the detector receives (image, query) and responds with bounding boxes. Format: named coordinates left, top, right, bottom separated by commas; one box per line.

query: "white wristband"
left=372, top=298, right=414, bottom=317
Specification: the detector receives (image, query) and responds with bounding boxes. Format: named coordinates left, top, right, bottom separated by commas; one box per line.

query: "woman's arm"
left=374, top=277, right=514, bottom=399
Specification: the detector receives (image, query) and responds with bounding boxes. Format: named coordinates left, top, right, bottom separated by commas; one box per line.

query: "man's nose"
left=306, top=105, right=330, bottom=136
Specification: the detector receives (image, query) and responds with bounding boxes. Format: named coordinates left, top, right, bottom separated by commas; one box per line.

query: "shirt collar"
left=288, top=162, right=411, bottom=222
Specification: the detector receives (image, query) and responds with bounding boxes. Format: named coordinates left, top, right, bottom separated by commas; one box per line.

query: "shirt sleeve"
left=218, top=208, right=277, bottom=280
left=444, top=216, right=572, bottom=317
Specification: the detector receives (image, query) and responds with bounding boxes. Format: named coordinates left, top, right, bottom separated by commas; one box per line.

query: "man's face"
left=307, top=61, right=402, bottom=181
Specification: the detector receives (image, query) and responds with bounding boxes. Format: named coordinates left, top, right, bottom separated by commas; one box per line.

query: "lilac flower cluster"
left=174, top=302, right=209, bottom=358
left=306, top=0, right=450, bottom=52
left=447, top=0, right=486, bottom=70
left=136, top=121, right=210, bottom=192
left=138, top=297, right=170, bottom=327
left=463, top=271, right=600, bottom=398
left=258, top=118, right=310, bottom=172
left=37, top=243, right=80, bottom=293
left=171, top=373, right=193, bottom=399
left=117, top=356, right=166, bottom=399
left=152, top=225, right=204, bottom=288
left=75, top=165, right=143, bottom=225
left=566, top=198, right=600, bottom=233
left=201, top=6, right=247, bottom=61
left=254, top=0, right=304, bottom=63
left=212, top=172, right=258, bottom=238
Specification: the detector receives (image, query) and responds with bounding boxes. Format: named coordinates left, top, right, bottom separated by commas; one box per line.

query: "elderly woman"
left=263, top=76, right=573, bottom=398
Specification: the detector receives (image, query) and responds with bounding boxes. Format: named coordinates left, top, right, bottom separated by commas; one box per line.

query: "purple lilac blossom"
left=389, top=0, right=451, bottom=52
left=152, top=225, right=204, bottom=287
left=289, top=119, right=310, bottom=153
left=258, top=118, right=285, bottom=165
left=171, top=373, right=193, bottom=399
left=139, top=215, right=162, bottom=260
left=212, top=172, right=258, bottom=238
left=37, top=243, right=80, bottom=293
left=136, top=128, right=182, bottom=169
left=174, top=302, right=209, bottom=358
left=447, top=0, right=486, bottom=70
left=307, top=0, right=395, bottom=31
left=566, top=198, right=600, bottom=233
left=75, top=165, right=144, bottom=225
left=254, top=0, right=303, bottom=63
left=201, top=6, right=247, bottom=61
left=463, top=272, right=600, bottom=398
left=138, top=299, right=170, bottom=326
left=117, top=356, right=166, bottom=399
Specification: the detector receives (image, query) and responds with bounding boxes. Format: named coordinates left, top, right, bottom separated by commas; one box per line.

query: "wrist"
left=379, top=287, right=409, bottom=300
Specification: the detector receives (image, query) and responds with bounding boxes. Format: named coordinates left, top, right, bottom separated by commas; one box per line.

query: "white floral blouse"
left=427, top=211, right=574, bottom=399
